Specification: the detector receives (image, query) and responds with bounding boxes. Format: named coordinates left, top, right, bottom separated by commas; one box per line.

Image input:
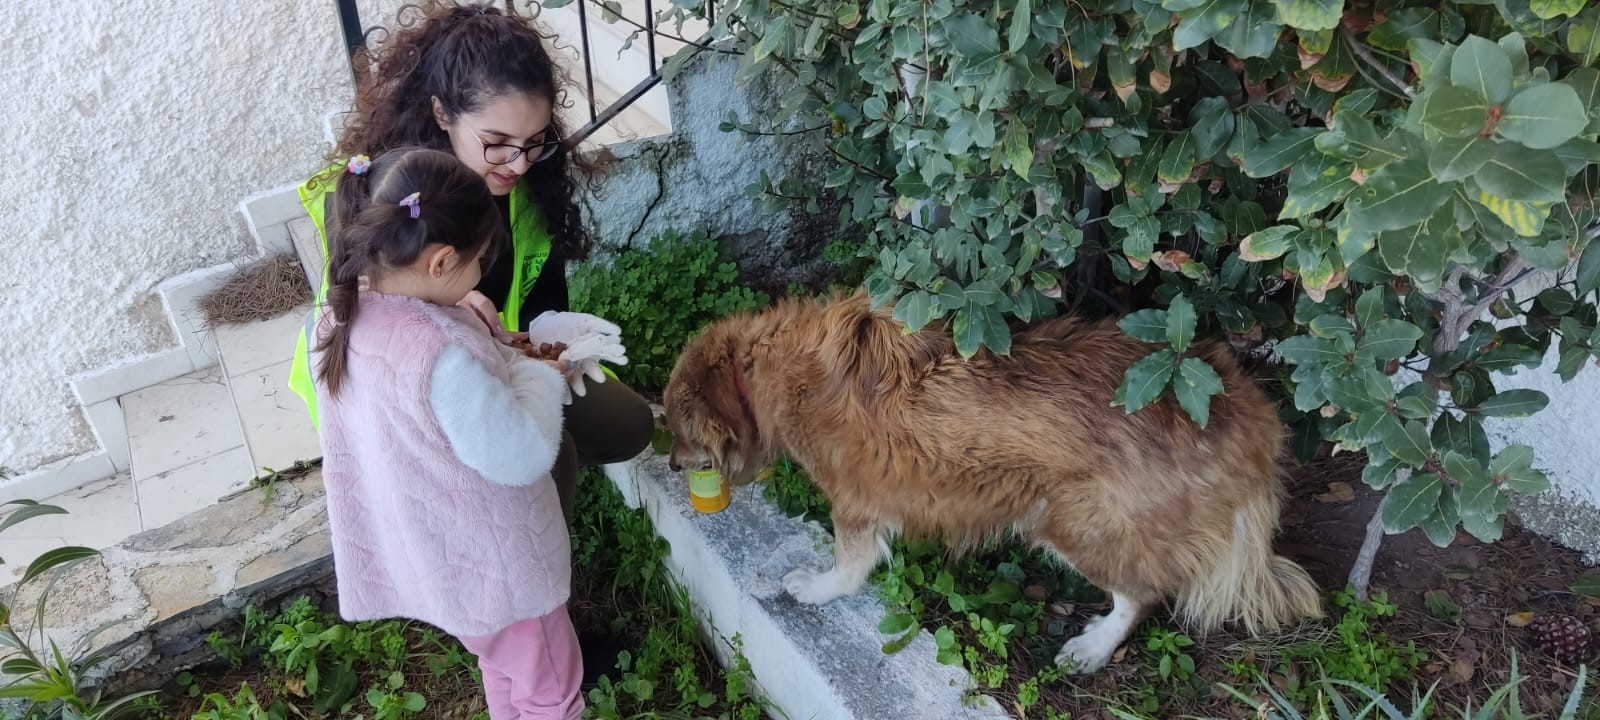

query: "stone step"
left=609, top=454, right=1012, bottom=720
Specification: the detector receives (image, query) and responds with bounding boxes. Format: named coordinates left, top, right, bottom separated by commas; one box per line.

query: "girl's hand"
left=458, top=291, right=527, bottom=345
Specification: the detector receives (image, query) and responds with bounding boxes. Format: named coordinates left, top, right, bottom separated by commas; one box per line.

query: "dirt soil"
left=999, top=452, right=1598, bottom=719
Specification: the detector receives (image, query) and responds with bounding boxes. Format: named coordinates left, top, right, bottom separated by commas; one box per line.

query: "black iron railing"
left=333, top=0, right=713, bottom=145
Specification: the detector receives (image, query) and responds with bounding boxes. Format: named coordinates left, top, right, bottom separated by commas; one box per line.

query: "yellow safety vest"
left=286, top=167, right=553, bottom=429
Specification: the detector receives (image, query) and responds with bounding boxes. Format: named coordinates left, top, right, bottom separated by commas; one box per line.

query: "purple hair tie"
left=398, top=192, right=421, bottom=219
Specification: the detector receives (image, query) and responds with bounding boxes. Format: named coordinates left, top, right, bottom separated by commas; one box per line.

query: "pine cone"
left=1530, top=614, right=1594, bottom=665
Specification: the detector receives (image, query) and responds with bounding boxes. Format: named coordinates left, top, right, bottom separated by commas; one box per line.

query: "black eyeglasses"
left=472, top=128, right=563, bottom=165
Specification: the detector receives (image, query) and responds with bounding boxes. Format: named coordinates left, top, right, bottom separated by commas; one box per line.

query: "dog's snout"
left=668, top=458, right=682, bottom=472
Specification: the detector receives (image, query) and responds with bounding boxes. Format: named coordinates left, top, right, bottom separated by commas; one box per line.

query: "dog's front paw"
left=1055, top=632, right=1117, bottom=675
left=783, top=568, right=848, bottom=605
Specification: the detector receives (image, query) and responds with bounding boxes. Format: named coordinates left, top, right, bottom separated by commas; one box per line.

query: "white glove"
left=505, top=351, right=573, bottom=406
left=526, top=311, right=622, bottom=348
left=557, top=333, right=628, bottom=397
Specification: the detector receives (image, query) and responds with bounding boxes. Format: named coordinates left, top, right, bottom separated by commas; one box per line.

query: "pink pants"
left=457, top=606, right=585, bottom=720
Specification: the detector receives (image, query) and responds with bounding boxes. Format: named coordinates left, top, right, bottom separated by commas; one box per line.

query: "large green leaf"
left=1419, top=486, right=1461, bottom=547
left=1381, top=472, right=1445, bottom=533
left=1114, top=348, right=1178, bottom=413
left=1450, top=35, right=1514, bottom=105
left=1273, top=0, right=1343, bottom=31
left=1577, top=238, right=1600, bottom=296
left=1368, top=8, right=1441, bottom=51
left=1167, top=294, right=1199, bottom=353
left=1240, top=226, right=1298, bottom=261
left=1348, top=158, right=1454, bottom=233
left=1174, top=357, right=1226, bottom=427
left=1216, top=0, right=1282, bottom=58
left=892, top=290, right=937, bottom=332
left=1420, top=86, right=1492, bottom=138
left=1528, top=0, right=1585, bottom=19
left=0, top=503, right=67, bottom=535
left=1240, top=128, right=1322, bottom=178
left=1497, top=82, right=1591, bottom=150
left=1008, top=0, right=1033, bottom=52
left=1283, top=154, right=1357, bottom=219
left=1476, top=145, right=1569, bottom=203
left=1119, top=309, right=1171, bottom=343
left=1159, top=131, right=1198, bottom=184
left=1489, top=444, right=1552, bottom=495
left=952, top=302, right=1011, bottom=358
left=1475, top=388, right=1550, bottom=417
left=944, top=13, right=1002, bottom=56
left=1567, top=7, right=1600, bottom=66
left=1191, top=98, right=1237, bottom=159
left=20, top=546, right=99, bottom=585
left=1428, top=136, right=1495, bottom=182
left=1358, top=319, right=1424, bottom=361
left=1376, top=204, right=1456, bottom=287
left=1165, top=0, right=1247, bottom=50
left=1474, top=191, right=1553, bottom=237
left=1433, top=412, right=1491, bottom=464
left=1384, top=419, right=1434, bottom=467
left=1276, top=335, right=1345, bottom=364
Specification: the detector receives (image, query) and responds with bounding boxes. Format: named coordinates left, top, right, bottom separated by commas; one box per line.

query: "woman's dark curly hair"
left=317, top=1, right=592, bottom=260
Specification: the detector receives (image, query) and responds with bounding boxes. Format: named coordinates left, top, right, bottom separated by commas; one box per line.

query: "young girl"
left=312, top=146, right=623, bottom=720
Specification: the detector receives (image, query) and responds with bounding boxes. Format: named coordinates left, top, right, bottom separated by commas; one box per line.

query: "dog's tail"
left=1174, top=496, right=1323, bottom=637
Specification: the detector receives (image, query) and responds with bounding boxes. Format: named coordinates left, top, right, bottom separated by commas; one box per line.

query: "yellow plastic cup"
left=687, top=469, right=731, bottom=513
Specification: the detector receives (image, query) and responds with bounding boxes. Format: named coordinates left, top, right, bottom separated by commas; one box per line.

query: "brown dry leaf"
left=1507, top=611, right=1537, bottom=628
left=1153, top=250, right=1192, bottom=272
left=1114, top=82, right=1137, bottom=103
left=283, top=676, right=307, bottom=697
left=1316, top=481, right=1356, bottom=503
left=1112, top=645, right=1129, bottom=664
left=1298, top=48, right=1323, bottom=70
left=1149, top=70, right=1172, bottom=94
left=1445, top=655, right=1478, bottom=686
left=1024, top=584, right=1049, bottom=602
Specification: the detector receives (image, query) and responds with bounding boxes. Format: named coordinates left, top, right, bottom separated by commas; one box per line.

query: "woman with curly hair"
left=287, top=1, right=653, bottom=521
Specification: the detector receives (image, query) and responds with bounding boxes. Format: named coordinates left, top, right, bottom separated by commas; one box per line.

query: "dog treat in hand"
left=511, top=340, right=568, bottom=361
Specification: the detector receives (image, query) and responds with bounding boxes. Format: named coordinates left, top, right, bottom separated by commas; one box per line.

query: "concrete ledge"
left=608, top=454, right=1011, bottom=720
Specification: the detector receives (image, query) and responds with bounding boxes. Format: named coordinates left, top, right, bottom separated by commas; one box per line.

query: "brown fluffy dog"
left=663, top=292, right=1322, bottom=673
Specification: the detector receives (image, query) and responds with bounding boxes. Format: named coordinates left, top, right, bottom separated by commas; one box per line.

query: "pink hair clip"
left=398, top=192, right=422, bottom=219
left=346, top=154, right=371, bottom=175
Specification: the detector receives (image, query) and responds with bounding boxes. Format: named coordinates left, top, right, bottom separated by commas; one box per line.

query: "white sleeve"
left=429, top=345, right=565, bottom=487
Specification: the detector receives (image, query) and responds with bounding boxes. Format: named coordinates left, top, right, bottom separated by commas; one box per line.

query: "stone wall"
left=577, top=45, right=852, bottom=294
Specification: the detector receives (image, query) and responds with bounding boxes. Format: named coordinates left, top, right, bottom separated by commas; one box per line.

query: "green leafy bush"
left=571, top=230, right=768, bottom=394
left=632, top=0, right=1600, bottom=590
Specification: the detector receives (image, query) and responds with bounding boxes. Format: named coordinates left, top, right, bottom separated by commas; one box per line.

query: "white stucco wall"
left=0, top=2, right=351, bottom=474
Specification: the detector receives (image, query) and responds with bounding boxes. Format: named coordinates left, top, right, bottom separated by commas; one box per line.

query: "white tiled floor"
left=134, top=447, right=254, bottom=530
left=1, top=307, right=325, bottom=567
left=122, top=367, right=246, bottom=481
left=214, top=306, right=321, bottom=474
left=229, top=359, right=320, bottom=473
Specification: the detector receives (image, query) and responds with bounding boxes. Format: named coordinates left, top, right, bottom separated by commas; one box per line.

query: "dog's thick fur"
left=664, top=292, right=1322, bottom=673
